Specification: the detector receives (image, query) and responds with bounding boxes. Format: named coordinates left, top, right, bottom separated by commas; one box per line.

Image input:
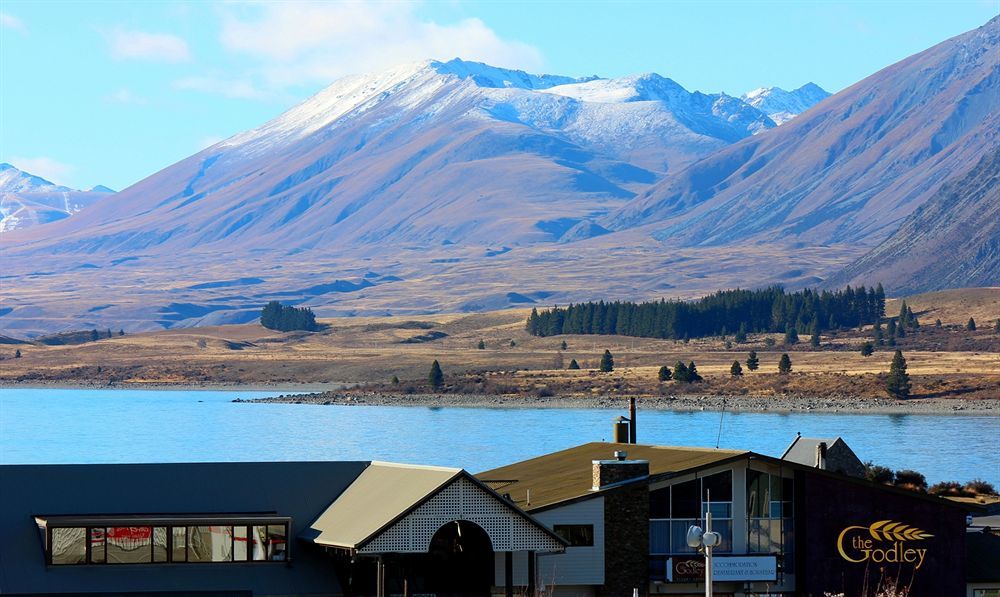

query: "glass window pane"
left=702, top=470, right=732, bottom=502
left=746, top=470, right=765, bottom=517
left=188, top=526, right=233, bottom=562
left=770, top=474, right=783, bottom=501
left=650, top=556, right=668, bottom=581
left=107, top=527, right=152, bottom=564
left=152, top=527, right=168, bottom=562
left=267, top=525, right=287, bottom=561
left=769, top=501, right=783, bottom=518
left=234, top=526, right=249, bottom=561
left=649, top=487, right=670, bottom=518
left=672, top=480, right=700, bottom=518
left=252, top=525, right=268, bottom=561
left=712, top=519, right=733, bottom=552
left=650, top=520, right=670, bottom=554
left=51, top=527, right=86, bottom=565
left=704, top=502, right=732, bottom=519
left=670, top=520, right=698, bottom=554
left=89, top=528, right=106, bottom=563
left=171, top=527, right=187, bottom=562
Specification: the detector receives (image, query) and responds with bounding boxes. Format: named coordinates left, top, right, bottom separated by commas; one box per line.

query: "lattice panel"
left=360, top=477, right=563, bottom=554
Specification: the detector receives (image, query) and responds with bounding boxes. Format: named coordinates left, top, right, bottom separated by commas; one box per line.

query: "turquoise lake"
left=1, top=389, right=996, bottom=485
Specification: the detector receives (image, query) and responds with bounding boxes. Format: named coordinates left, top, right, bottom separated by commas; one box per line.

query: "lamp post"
left=686, top=511, right=721, bottom=597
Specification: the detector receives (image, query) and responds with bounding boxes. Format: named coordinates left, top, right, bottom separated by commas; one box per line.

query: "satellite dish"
left=686, top=525, right=704, bottom=548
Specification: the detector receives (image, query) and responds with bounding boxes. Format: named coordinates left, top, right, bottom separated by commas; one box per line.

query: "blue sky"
left=1, top=1, right=996, bottom=190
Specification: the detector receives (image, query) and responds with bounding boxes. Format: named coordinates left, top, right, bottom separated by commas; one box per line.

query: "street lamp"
left=686, top=510, right=721, bottom=597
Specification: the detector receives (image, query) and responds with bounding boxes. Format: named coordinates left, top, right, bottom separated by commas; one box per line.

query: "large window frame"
left=649, top=469, right=736, bottom=578
left=746, top=469, right=794, bottom=573
left=35, top=515, right=291, bottom=567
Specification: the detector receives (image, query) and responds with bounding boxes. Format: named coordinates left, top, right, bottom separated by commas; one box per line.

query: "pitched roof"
left=781, top=435, right=840, bottom=465
left=302, top=461, right=461, bottom=550
left=476, top=442, right=746, bottom=512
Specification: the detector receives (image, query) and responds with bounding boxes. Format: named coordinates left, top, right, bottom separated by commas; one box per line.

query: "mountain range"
left=1, top=16, right=997, bottom=337
left=0, top=164, right=112, bottom=233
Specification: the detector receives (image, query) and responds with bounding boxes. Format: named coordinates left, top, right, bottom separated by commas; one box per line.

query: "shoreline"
left=3, top=381, right=997, bottom=416
left=236, top=391, right=1000, bottom=416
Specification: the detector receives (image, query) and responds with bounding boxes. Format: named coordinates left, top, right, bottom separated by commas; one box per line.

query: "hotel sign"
left=837, top=520, right=932, bottom=569
left=667, top=556, right=777, bottom=582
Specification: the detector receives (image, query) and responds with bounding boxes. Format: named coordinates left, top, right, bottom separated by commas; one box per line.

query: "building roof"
left=781, top=435, right=838, bottom=463
left=302, top=461, right=462, bottom=550
left=477, top=442, right=747, bottom=511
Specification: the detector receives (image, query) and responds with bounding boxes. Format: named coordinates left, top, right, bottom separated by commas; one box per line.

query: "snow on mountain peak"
left=741, top=83, right=831, bottom=124
left=0, top=163, right=67, bottom=193
left=429, top=58, right=589, bottom=90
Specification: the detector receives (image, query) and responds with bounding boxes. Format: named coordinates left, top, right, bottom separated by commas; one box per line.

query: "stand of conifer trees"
left=525, top=285, right=885, bottom=340
left=260, top=300, right=318, bottom=332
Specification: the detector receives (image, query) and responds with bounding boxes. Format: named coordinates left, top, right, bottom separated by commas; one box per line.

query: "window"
left=747, top=470, right=794, bottom=572
left=649, top=470, right=733, bottom=556
left=553, top=524, right=594, bottom=547
left=41, top=517, right=290, bottom=566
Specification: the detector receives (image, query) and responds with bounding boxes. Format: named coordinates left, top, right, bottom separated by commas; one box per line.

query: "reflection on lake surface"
left=1, top=389, right=996, bottom=485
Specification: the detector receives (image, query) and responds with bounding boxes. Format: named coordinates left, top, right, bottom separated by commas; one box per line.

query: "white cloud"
left=105, top=87, right=147, bottom=105
left=0, top=12, right=26, bottom=34
left=216, top=2, right=543, bottom=89
left=8, top=156, right=75, bottom=186
left=173, top=76, right=273, bottom=100
left=107, top=28, right=191, bottom=62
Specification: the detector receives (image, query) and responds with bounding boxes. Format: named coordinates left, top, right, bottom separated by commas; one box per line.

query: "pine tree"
left=568, top=359, right=580, bottom=370
left=886, top=318, right=897, bottom=338
left=599, top=350, right=614, bottom=372
left=673, top=361, right=689, bottom=382
left=428, top=360, right=444, bottom=389
left=874, top=283, right=886, bottom=318
left=935, top=319, right=942, bottom=327
left=526, top=308, right=540, bottom=335
left=118, top=329, right=125, bottom=336
left=560, top=340, right=568, bottom=350
left=658, top=365, right=672, bottom=381
left=477, top=339, right=486, bottom=350
left=735, top=323, right=748, bottom=344
left=730, top=361, right=743, bottom=377
left=898, top=301, right=909, bottom=328
left=106, top=328, right=113, bottom=338
left=746, top=351, right=759, bottom=371
left=687, top=361, right=702, bottom=382
left=809, top=327, right=820, bottom=347
left=90, top=329, right=99, bottom=342
left=886, top=350, right=911, bottom=399
left=14, top=349, right=21, bottom=358
left=510, top=340, right=517, bottom=347
left=873, top=321, right=884, bottom=345
left=861, top=342, right=874, bottom=357
left=967, top=317, right=977, bottom=331
left=784, top=327, right=799, bottom=345
left=391, top=375, right=399, bottom=385
left=778, top=353, right=792, bottom=374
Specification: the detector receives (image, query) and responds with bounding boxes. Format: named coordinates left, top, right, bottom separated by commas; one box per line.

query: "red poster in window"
left=106, top=527, right=151, bottom=540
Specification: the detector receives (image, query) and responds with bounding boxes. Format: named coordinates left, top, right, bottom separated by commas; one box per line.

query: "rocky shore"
left=235, top=391, right=1000, bottom=415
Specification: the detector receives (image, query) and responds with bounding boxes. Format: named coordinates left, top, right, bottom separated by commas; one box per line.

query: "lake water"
left=1, top=389, right=997, bottom=485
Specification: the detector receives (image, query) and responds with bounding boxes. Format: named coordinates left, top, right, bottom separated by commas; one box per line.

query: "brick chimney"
left=592, top=452, right=650, bottom=490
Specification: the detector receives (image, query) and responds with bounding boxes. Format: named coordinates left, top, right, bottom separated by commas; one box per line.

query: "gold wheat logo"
left=867, top=520, right=933, bottom=541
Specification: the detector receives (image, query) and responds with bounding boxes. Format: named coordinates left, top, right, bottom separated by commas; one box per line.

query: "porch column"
left=505, top=551, right=513, bottom=597
left=527, top=550, right=536, bottom=596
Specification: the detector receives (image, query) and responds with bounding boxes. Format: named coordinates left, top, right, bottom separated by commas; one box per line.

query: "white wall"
left=495, top=497, right=605, bottom=589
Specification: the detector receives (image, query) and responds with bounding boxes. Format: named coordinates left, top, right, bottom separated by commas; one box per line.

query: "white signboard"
left=712, top=556, right=778, bottom=581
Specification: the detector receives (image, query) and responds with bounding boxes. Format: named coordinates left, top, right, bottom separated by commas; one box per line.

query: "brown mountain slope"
left=827, top=148, right=1000, bottom=294
left=608, top=16, right=1000, bottom=249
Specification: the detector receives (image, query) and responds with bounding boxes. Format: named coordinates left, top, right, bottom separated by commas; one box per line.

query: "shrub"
left=967, top=317, right=976, bottom=331
left=965, top=479, right=997, bottom=496
left=928, top=481, right=969, bottom=497
left=778, top=353, right=792, bottom=374
left=477, top=339, right=485, bottom=350
left=764, top=337, right=776, bottom=347
left=568, top=359, right=580, bottom=370
left=730, top=361, right=743, bottom=376
left=599, top=350, right=614, bottom=373
left=860, top=342, right=874, bottom=357
left=894, top=469, right=928, bottom=492
left=428, top=360, right=444, bottom=389
left=864, top=462, right=895, bottom=485
left=657, top=365, right=672, bottom=382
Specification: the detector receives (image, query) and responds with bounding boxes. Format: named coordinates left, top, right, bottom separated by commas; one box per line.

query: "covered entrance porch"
left=301, top=462, right=566, bottom=597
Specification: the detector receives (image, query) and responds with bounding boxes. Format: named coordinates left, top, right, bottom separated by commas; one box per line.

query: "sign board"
left=667, top=556, right=777, bottom=582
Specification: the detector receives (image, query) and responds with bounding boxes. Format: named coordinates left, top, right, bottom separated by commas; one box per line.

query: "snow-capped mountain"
left=741, top=83, right=831, bottom=124
left=0, top=164, right=113, bottom=233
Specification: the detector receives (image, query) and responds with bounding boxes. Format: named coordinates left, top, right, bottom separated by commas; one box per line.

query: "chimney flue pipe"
left=629, top=397, right=637, bottom=444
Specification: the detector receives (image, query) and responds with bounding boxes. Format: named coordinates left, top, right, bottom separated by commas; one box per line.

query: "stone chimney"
left=592, top=452, right=650, bottom=490
left=815, top=441, right=828, bottom=469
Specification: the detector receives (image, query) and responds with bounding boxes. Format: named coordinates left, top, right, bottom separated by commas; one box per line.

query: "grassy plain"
left=2, top=289, right=997, bottom=401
